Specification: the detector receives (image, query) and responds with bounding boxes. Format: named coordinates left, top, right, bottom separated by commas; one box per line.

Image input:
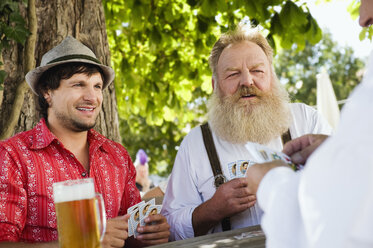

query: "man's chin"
left=72, top=121, right=96, bottom=132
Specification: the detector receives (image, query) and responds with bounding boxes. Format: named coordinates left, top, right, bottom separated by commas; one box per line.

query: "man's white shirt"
left=258, top=51, right=373, bottom=248
left=161, top=102, right=332, bottom=240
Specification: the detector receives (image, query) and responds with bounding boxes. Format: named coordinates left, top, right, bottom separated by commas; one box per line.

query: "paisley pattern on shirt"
left=0, top=119, right=141, bottom=242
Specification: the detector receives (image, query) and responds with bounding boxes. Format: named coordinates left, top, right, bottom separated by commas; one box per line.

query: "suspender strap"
left=200, top=123, right=231, bottom=231
left=281, top=129, right=292, bottom=145
left=201, top=123, right=226, bottom=188
left=200, top=124, right=291, bottom=231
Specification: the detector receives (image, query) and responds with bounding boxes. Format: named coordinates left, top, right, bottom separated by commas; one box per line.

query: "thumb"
left=123, top=213, right=131, bottom=221
left=116, top=214, right=131, bottom=222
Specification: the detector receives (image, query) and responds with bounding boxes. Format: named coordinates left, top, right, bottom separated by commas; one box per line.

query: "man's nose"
left=239, top=70, right=254, bottom=87
left=83, top=87, right=97, bottom=101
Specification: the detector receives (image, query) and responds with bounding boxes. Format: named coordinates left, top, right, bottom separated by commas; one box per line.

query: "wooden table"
left=150, top=225, right=265, bottom=248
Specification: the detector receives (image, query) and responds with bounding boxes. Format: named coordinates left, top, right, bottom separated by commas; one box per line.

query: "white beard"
left=207, top=81, right=291, bottom=144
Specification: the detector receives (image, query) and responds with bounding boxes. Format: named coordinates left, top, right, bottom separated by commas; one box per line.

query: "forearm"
left=192, top=200, right=221, bottom=237
left=0, top=241, right=58, bottom=248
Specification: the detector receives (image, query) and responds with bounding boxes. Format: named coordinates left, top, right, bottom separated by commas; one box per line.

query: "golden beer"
left=53, top=178, right=106, bottom=248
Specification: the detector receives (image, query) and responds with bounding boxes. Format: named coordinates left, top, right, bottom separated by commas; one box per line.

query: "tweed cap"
left=25, top=36, right=115, bottom=95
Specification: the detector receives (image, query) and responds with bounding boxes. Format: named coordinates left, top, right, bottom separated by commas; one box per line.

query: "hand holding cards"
left=127, top=198, right=162, bottom=237
left=246, top=142, right=303, bottom=172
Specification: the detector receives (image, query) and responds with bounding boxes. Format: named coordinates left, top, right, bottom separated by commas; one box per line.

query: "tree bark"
left=0, top=0, right=37, bottom=140
left=0, top=0, right=121, bottom=142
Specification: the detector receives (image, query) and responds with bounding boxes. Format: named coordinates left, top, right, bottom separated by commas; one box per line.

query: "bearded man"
left=161, top=25, right=332, bottom=241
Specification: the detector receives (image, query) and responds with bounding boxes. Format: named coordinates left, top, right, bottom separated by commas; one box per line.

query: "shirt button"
left=81, top=172, right=87, bottom=177
left=70, top=154, right=74, bottom=158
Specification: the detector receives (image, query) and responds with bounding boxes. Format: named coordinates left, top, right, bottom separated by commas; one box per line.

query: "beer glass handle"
left=95, top=193, right=107, bottom=242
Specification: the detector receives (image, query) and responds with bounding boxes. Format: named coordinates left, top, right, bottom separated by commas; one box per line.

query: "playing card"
left=128, top=217, right=134, bottom=237
left=148, top=205, right=162, bottom=217
left=237, top=160, right=249, bottom=177
left=258, top=146, right=292, bottom=164
left=228, top=162, right=238, bottom=180
left=140, top=204, right=162, bottom=226
left=127, top=201, right=145, bottom=237
left=243, top=142, right=304, bottom=171
left=130, top=206, right=141, bottom=237
left=252, top=144, right=303, bottom=171
left=127, top=201, right=145, bottom=214
left=139, top=199, right=155, bottom=221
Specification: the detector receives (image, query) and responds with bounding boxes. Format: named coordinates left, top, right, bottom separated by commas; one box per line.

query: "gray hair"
left=209, top=25, right=274, bottom=82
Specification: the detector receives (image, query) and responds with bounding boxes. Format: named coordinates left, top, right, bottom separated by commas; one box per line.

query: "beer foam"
left=53, top=179, right=96, bottom=203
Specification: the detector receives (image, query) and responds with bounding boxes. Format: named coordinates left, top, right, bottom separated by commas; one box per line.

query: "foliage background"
left=0, top=0, right=369, bottom=177
left=103, top=0, right=326, bottom=176
left=274, top=30, right=365, bottom=108
left=0, top=0, right=29, bottom=89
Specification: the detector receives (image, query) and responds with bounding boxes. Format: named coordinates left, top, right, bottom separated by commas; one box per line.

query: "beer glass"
left=53, top=178, right=106, bottom=248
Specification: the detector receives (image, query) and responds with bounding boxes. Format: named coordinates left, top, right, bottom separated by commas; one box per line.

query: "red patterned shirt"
left=0, top=119, right=141, bottom=242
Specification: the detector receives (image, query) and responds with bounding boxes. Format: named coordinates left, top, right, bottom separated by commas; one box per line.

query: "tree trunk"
left=0, top=0, right=121, bottom=142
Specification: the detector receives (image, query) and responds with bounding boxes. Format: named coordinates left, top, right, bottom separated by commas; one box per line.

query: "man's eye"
left=252, top=70, right=264, bottom=73
left=73, top=83, right=82, bottom=87
left=227, top=72, right=239, bottom=78
left=95, top=85, right=103, bottom=89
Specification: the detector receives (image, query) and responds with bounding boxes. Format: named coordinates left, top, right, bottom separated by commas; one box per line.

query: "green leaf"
left=201, top=75, right=212, bottom=94
left=1, top=1, right=18, bottom=12
left=9, top=12, right=26, bottom=25
left=270, top=13, right=282, bottom=35
left=163, top=106, right=175, bottom=122
left=197, top=15, right=209, bottom=33
left=359, top=28, right=367, bottom=41
left=307, top=17, right=322, bottom=44
left=150, top=27, right=162, bottom=45
left=279, top=1, right=308, bottom=27
left=187, top=0, right=198, bottom=7
left=279, top=1, right=293, bottom=27
left=3, top=25, right=30, bottom=45
left=347, top=0, right=360, bottom=20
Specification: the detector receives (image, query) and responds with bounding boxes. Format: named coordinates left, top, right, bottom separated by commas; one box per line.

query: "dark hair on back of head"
left=35, top=62, right=104, bottom=120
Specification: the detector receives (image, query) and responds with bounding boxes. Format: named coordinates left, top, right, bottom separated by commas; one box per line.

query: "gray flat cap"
left=25, top=36, right=115, bottom=95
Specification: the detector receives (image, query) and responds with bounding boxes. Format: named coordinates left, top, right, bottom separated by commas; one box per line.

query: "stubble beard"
left=54, top=108, right=99, bottom=132
left=207, top=80, right=291, bottom=144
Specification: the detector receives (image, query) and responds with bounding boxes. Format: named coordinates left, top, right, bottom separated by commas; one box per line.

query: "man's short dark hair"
left=35, top=62, right=104, bottom=120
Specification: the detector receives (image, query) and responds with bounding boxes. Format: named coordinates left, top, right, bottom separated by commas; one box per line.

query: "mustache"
left=226, top=86, right=263, bottom=101
left=239, top=86, right=262, bottom=96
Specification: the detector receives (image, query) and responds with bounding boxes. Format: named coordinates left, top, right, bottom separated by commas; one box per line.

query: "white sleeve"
left=257, top=167, right=303, bottom=248
left=161, top=139, right=201, bottom=241
left=346, top=187, right=373, bottom=248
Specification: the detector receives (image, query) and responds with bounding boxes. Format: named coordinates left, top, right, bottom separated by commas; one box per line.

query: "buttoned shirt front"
left=0, top=119, right=140, bottom=242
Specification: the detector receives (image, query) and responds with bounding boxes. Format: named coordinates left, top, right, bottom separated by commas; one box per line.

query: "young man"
left=0, top=36, right=169, bottom=247
left=161, top=25, right=332, bottom=240
left=245, top=1, right=373, bottom=247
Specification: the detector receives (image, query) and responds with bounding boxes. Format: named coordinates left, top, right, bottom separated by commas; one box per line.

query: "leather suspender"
left=201, top=123, right=227, bottom=188
left=200, top=123, right=231, bottom=231
left=200, top=123, right=292, bottom=232
left=281, top=129, right=292, bottom=145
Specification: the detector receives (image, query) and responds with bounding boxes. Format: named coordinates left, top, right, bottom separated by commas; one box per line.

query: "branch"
left=0, top=0, right=37, bottom=140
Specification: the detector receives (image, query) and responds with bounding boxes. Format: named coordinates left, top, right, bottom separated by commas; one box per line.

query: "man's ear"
left=42, top=90, right=52, bottom=105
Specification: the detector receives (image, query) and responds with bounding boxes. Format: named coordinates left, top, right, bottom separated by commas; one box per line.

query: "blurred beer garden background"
left=1, top=0, right=372, bottom=198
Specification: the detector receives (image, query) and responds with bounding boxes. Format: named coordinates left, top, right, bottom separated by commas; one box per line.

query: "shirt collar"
left=88, top=128, right=109, bottom=154
left=30, top=119, right=58, bottom=150
left=30, top=118, right=108, bottom=152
